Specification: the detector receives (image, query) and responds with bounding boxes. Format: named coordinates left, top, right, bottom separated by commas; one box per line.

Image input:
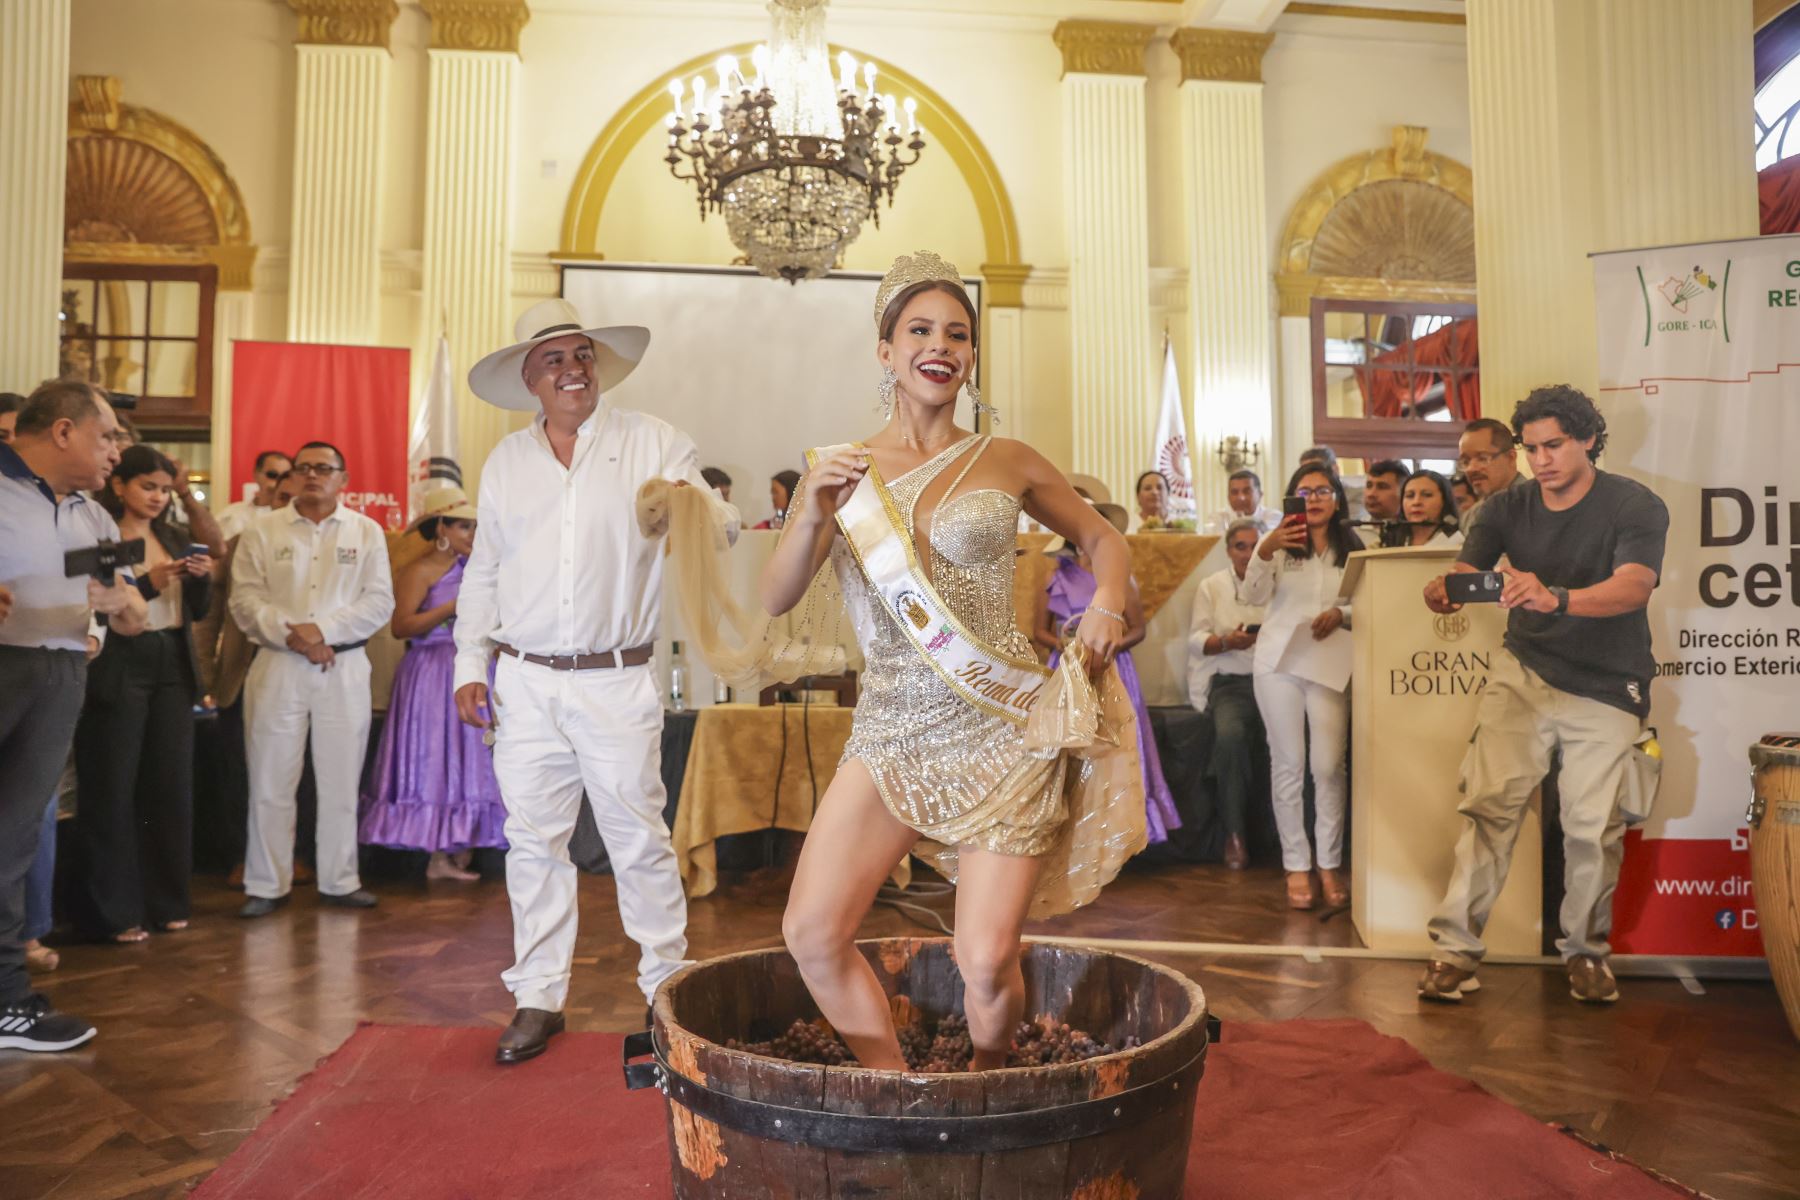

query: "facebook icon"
left=1714, top=909, right=1737, bottom=931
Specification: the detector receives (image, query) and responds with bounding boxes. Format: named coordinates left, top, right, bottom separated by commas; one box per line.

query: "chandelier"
left=664, top=0, right=926, bottom=283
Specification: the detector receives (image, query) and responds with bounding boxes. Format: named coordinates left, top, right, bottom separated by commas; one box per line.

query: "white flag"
left=407, top=333, right=462, bottom=521
left=1152, top=340, right=1196, bottom=523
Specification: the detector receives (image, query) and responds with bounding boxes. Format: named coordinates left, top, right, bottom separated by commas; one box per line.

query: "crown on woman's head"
left=873, top=250, right=964, bottom=329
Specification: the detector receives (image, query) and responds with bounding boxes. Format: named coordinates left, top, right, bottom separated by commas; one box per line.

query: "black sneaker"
left=0, top=993, right=97, bottom=1052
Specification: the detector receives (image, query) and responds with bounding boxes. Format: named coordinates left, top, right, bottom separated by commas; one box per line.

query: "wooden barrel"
left=624, top=938, right=1210, bottom=1199
left=1750, top=733, right=1800, bottom=1043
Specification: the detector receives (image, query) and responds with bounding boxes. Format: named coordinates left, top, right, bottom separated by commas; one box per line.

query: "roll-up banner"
left=1593, top=234, right=1800, bottom=956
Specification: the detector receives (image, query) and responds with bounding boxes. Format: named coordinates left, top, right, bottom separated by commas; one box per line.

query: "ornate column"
left=0, top=0, right=70, bottom=386
left=1171, top=28, right=1274, bottom=519
left=1054, top=20, right=1157, bottom=504
left=285, top=0, right=398, bottom=345
left=210, top=287, right=258, bottom=508
left=1466, top=0, right=1756, bottom=405
left=420, top=0, right=530, bottom=491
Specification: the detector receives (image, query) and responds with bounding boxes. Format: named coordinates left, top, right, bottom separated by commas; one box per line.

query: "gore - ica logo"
left=1434, top=612, right=1469, bottom=642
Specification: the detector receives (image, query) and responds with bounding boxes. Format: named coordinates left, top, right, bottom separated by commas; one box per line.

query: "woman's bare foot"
left=1285, top=871, right=1316, bottom=910
left=113, top=927, right=149, bottom=944
left=427, top=852, right=480, bottom=882
left=24, top=940, right=59, bottom=971
left=157, top=920, right=190, bottom=932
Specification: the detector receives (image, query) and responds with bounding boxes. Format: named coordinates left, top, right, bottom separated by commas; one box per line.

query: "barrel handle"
left=622, top=1029, right=661, bottom=1091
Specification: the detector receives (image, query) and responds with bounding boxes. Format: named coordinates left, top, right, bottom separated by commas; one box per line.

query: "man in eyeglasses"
left=229, top=440, right=394, bottom=917
left=218, top=449, right=294, bottom=539
left=1455, top=418, right=1523, bottom=527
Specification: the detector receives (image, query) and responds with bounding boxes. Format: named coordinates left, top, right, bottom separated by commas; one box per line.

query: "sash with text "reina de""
left=807, top=442, right=1050, bottom=727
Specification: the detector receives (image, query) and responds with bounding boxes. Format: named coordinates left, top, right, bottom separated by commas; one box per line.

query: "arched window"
left=1756, top=4, right=1800, bottom=232
left=1756, top=44, right=1800, bottom=168
left=61, top=76, right=255, bottom=440
left=1277, top=126, right=1477, bottom=462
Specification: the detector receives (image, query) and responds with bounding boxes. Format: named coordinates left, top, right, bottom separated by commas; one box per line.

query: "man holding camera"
left=1420, top=385, right=1667, bottom=1005
left=0, top=381, right=146, bottom=1051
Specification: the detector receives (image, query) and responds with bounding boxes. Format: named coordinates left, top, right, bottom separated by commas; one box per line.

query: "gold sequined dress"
left=805, top=435, right=1147, bottom=918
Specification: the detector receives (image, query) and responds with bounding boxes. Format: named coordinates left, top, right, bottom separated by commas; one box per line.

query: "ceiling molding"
left=1282, top=2, right=1464, bottom=27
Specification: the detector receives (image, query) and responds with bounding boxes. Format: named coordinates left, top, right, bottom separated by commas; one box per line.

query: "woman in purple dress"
left=359, top=486, right=507, bottom=879
left=1032, top=527, right=1180, bottom=844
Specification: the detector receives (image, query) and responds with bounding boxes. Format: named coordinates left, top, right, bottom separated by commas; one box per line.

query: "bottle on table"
left=668, top=640, right=687, bottom=712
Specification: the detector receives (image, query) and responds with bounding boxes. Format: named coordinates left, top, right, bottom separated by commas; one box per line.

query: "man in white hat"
left=454, top=299, right=738, bottom=1064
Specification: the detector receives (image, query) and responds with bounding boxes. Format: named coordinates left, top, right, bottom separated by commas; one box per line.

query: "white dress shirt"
left=217, top=499, right=261, bottom=541
left=229, top=503, right=395, bottom=651
left=1186, top=566, right=1268, bottom=713
left=1240, top=547, right=1351, bottom=677
left=453, top=404, right=739, bottom=691
left=1207, top=505, right=1282, bottom=536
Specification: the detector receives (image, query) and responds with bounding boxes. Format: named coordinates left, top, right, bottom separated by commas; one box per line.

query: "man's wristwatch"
left=1548, top=585, right=1571, bottom=616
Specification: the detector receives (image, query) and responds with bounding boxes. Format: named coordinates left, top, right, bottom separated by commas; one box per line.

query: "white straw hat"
left=467, top=298, right=650, bottom=411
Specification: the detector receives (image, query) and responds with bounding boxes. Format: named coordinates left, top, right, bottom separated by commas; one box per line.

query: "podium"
left=1340, top=547, right=1542, bottom=956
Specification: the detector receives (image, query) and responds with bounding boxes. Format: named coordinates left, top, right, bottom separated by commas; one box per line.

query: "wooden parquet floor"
left=3, top=862, right=1797, bottom=1199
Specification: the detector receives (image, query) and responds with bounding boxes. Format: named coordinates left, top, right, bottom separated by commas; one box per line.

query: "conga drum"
left=1749, top=733, right=1800, bottom=1042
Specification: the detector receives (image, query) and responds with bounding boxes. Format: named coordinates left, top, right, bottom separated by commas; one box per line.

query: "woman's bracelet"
left=1087, top=604, right=1125, bottom=625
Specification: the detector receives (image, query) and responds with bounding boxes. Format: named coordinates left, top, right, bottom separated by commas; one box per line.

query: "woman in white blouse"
left=1242, top=464, right=1361, bottom=910
left=1187, top=519, right=1268, bottom=869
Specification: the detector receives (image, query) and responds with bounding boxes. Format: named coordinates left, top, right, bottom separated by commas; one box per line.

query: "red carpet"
left=194, top=1019, right=1692, bottom=1199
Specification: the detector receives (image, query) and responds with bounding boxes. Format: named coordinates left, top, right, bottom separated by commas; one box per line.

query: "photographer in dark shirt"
left=1418, top=385, right=1668, bottom=1006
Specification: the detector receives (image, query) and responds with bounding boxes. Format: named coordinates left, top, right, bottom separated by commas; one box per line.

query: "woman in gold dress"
left=759, top=252, right=1141, bottom=1071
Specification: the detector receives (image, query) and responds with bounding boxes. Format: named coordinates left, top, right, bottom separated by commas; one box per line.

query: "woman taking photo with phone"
left=1243, top=463, right=1360, bottom=910
left=75, top=445, right=220, bottom=942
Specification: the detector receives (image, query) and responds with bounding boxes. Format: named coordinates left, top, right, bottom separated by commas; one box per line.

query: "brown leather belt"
left=495, top=642, right=653, bottom=671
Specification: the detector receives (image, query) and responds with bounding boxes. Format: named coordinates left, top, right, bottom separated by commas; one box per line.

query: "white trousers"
left=491, top=656, right=688, bottom=1011
left=243, top=647, right=372, bottom=899
left=1253, top=670, right=1350, bottom=872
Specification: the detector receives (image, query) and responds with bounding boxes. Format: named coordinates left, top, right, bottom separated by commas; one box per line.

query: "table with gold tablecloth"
left=673, top=702, right=907, bottom=898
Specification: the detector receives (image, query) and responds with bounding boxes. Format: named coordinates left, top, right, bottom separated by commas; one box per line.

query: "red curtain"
left=231, top=342, right=411, bottom=532
left=1759, top=155, right=1800, bottom=234
left=1354, top=317, right=1480, bottom=420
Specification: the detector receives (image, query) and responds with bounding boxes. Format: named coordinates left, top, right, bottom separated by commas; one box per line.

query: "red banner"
left=1611, top=830, right=1762, bottom=957
left=231, top=342, right=411, bottom=533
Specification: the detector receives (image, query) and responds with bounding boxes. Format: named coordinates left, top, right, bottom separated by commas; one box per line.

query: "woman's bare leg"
left=782, top=758, right=919, bottom=1070
left=953, top=847, right=1043, bottom=1071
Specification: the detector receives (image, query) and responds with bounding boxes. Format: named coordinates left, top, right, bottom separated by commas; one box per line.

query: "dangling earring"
left=435, top=536, right=451, bottom=552
left=966, top=379, right=999, bottom=426
left=877, top=366, right=898, bottom=418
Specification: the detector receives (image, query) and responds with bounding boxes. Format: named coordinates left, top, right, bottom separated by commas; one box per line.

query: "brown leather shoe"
left=496, top=1008, right=565, bottom=1064
left=1318, top=867, right=1349, bottom=908
left=1285, top=870, right=1316, bottom=910
left=1223, top=833, right=1248, bottom=870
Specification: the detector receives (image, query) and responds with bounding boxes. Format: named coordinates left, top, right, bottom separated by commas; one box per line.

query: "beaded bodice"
left=878, top=436, right=1025, bottom=651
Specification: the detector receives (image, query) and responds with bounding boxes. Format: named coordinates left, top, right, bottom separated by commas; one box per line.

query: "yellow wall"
left=67, top=1, right=1476, bottom=487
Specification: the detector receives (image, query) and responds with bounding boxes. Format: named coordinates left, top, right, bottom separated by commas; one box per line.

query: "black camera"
left=64, top=537, right=146, bottom=627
